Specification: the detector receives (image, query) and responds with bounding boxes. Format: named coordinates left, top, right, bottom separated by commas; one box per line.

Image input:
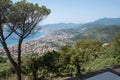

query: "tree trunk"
left=76, top=65, right=82, bottom=79
left=0, top=24, right=21, bottom=80
left=0, top=26, right=23, bottom=80
left=76, top=65, right=81, bottom=76
left=32, top=70, right=38, bottom=80
left=16, top=65, right=22, bottom=80
left=75, top=60, right=82, bottom=79
left=1, top=37, right=21, bottom=80
left=17, top=38, right=23, bottom=80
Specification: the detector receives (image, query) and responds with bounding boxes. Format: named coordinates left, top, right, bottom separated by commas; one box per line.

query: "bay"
left=0, top=32, right=44, bottom=48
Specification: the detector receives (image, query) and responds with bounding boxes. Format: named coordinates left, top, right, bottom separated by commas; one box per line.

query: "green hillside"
left=71, top=25, right=120, bottom=43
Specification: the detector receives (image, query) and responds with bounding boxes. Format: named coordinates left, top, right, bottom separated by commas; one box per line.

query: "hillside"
left=72, top=25, right=120, bottom=42
left=60, top=18, right=120, bottom=43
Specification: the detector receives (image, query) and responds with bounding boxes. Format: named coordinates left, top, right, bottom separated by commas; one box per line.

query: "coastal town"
left=0, top=31, right=73, bottom=57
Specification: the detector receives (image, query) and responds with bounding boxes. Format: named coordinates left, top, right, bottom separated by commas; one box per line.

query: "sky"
left=12, top=0, right=120, bottom=25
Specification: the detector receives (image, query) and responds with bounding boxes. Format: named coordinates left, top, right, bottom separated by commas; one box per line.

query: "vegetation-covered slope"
left=72, top=25, right=120, bottom=42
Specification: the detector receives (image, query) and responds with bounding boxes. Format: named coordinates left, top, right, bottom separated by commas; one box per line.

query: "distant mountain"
left=80, top=18, right=120, bottom=28
left=93, top=18, right=120, bottom=25
left=60, top=18, right=120, bottom=43
left=40, top=18, right=120, bottom=32
left=39, top=18, right=120, bottom=42
left=41, top=23, right=82, bottom=31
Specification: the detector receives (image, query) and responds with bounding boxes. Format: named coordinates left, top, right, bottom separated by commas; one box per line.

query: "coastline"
left=0, top=31, right=46, bottom=49
left=0, top=30, right=73, bottom=56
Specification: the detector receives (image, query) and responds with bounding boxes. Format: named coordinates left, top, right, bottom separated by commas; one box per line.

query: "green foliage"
left=0, top=0, right=12, bottom=20
left=22, top=51, right=61, bottom=80
left=7, top=0, right=50, bottom=39
left=0, top=56, right=6, bottom=63
left=1, top=32, right=120, bottom=79
left=22, top=53, right=41, bottom=80
left=0, top=61, right=14, bottom=78
left=113, top=32, right=120, bottom=52
left=60, top=39, right=102, bottom=77
left=71, top=25, right=120, bottom=42
left=76, top=40, right=102, bottom=50
left=42, top=51, right=61, bottom=73
left=86, top=55, right=117, bottom=72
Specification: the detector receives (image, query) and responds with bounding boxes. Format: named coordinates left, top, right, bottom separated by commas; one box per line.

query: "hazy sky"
left=13, top=0, right=120, bottom=24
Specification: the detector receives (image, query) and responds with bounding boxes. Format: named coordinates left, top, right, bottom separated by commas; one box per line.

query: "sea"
left=0, top=32, right=44, bottom=48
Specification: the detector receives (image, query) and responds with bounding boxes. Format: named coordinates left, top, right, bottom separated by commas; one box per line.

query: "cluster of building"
left=0, top=31, right=73, bottom=57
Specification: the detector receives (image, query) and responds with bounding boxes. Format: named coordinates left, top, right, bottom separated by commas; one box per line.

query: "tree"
left=60, top=40, right=102, bottom=79
left=60, top=44, right=74, bottom=76
left=113, top=32, right=120, bottom=52
left=42, top=51, right=61, bottom=73
left=0, top=0, right=50, bottom=80
left=22, top=51, right=61, bottom=80
left=22, top=53, right=42, bottom=80
left=73, top=40, right=102, bottom=76
left=112, top=32, right=120, bottom=63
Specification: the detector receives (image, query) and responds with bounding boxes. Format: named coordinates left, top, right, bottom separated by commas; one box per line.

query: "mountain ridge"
left=40, top=18, right=120, bottom=31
